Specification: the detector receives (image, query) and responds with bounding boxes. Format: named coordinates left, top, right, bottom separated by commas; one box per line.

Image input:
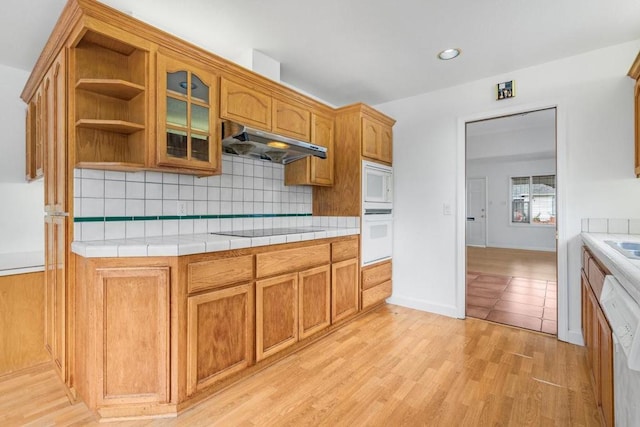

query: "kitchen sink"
left=605, top=240, right=640, bottom=259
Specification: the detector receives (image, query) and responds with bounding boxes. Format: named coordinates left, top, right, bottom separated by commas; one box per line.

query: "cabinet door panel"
left=361, top=116, right=381, bottom=160
left=187, top=283, right=253, bottom=395
left=310, top=113, right=334, bottom=185
left=220, top=78, right=271, bottom=130
left=299, top=265, right=330, bottom=339
left=598, top=307, right=614, bottom=427
left=157, top=53, right=219, bottom=172
left=96, top=267, right=170, bottom=405
left=332, top=258, right=359, bottom=323
left=273, top=98, right=310, bottom=140
left=380, top=125, right=393, bottom=163
left=256, top=273, right=298, bottom=361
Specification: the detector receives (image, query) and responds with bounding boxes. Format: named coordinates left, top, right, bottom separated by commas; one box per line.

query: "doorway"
left=464, top=108, right=558, bottom=334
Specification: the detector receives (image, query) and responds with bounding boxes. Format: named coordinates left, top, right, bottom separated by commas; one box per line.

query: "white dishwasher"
left=600, top=275, right=640, bottom=426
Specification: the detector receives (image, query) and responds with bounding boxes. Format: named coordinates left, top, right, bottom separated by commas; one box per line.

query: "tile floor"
left=466, top=271, right=557, bottom=334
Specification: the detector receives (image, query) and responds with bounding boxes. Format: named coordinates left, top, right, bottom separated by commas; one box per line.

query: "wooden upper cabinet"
left=272, top=98, right=311, bottom=141
left=629, top=53, right=640, bottom=177
left=361, top=115, right=392, bottom=164
left=43, top=49, right=67, bottom=213
left=25, top=99, right=42, bottom=181
left=220, top=77, right=271, bottom=130
left=362, top=116, right=381, bottom=160
left=284, top=113, right=335, bottom=186
left=157, top=53, right=220, bottom=173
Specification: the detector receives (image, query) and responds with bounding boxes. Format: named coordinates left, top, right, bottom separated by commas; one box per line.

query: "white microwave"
left=362, top=160, right=393, bottom=206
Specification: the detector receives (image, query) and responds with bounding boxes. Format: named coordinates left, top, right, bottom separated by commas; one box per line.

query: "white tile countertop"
left=71, top=226, right=360, bottom=258
left=582, top=232, right=640, bottom=305
left=0, top=251, right=45, bottom=277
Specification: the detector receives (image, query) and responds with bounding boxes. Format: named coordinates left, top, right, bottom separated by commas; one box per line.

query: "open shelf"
left=76, top=119, right=144, bottom=134
left=76, top=79, right=144, bottom=100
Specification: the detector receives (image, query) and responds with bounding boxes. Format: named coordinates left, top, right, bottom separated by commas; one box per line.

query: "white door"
left=466, top=177, right=486, bottom=247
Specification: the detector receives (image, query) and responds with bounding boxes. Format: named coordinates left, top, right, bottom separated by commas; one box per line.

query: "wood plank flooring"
left=467, top=246, right=557, bottom=282
left=0, top=305, right=600, bottom=426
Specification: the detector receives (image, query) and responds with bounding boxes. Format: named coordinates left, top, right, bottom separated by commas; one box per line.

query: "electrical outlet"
left=443, top=203, right=452, bottom=216
left=177, top=201, right=187, bottom=216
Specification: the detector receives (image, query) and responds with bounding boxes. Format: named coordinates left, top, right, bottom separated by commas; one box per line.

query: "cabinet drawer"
left=361, top=260, right=392, bottom=290
left=188, top=255, right=254, bottom=293
left=332, top=238, right=358, bottom=262
left=256, top=244, right=330, bottom=278
left=362, top=280, right=392, bottom=309
left=588, top=258, right=606, bottom=299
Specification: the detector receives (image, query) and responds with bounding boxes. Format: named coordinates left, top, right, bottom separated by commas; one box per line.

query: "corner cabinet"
left=629, top=53, right=640, bottom=177
left=157, top=53, right=220, bottom=174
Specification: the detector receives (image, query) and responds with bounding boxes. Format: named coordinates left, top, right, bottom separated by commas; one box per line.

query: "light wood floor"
left=1, top=305, right=600, bottom=426
left=467, top=246, right=557, bottom=282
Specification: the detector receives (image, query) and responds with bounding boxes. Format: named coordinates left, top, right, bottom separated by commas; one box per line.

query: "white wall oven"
left=362, top=161, right=393, bottom=266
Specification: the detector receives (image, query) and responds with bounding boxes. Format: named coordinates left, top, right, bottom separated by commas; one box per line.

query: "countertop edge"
left=581, top=232, right=640, bottom=305
left=72, top=228, right=360, bottom=258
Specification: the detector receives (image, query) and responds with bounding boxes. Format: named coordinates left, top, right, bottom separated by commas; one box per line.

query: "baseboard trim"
left=386, top=296, right=459, bottom=318
left=485, top=244, right=556, bottom=252
left=564, top=329, right=584, bottom=346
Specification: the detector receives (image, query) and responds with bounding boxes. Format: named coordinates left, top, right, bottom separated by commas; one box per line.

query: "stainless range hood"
left=221, top=120, right=327, bottom=164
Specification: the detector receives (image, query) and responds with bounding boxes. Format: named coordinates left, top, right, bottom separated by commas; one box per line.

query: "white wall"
left=376, top=39, right=640, bottom=343
left=467, top=157, right=556, bottom=251
left=0, top=64, right=44, bottom=255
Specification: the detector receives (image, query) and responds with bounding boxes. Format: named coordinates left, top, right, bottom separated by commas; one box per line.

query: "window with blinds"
left=510, top=175, right=556, bottom=225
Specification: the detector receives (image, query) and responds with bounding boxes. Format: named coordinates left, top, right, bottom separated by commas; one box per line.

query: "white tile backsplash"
left=608, top=219, right=629, bottom=234
left=74, top=154, right=353, bottom=241
left=583, top=218, right=640, bottom=235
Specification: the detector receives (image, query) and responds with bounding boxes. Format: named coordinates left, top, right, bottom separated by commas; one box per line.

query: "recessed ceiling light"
left=438, top=48, right=461, bottom=60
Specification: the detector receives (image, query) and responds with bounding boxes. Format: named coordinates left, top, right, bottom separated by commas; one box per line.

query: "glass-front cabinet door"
left=157, top=53, right=220, bottom=173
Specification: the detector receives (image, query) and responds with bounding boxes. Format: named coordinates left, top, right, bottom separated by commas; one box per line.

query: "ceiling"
left=2, top=0, right=640, bottom=106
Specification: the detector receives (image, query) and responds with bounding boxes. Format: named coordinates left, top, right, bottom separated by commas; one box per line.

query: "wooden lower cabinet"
left=95, top=267, right=170, bottom=407
left=361, top=260, right=393, bottom=309
left=44, top=215, right=68, bottom=383
left=332, top=259, right=359, bottom=323
left=73, top=236, right=365, bottom=420
left=187, top=283, right=254, bottom=395
left=581, top=247, right=614, bottom=427
left=299, top=265, right=331, bottom=339
left=597, top=306, right=614, bottom=427
left=256, top=273, right=299, bottom=361
left=74, top=257, right=174, bottom=418
left=0, top=272, right=49, bottom=376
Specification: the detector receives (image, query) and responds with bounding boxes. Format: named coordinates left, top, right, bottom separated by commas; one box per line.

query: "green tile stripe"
left=74, top=213, right=312, bottom=223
